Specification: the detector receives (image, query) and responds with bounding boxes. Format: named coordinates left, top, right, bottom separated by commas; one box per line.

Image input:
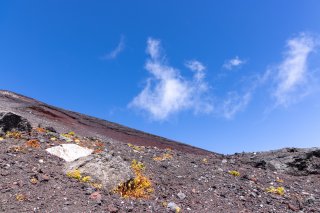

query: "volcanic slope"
left=0, top=90, right=210, bottom=155
left=0, top=90, right=320, bottom=212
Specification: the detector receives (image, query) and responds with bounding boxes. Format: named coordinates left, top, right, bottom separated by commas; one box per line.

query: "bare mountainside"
left=0, top=90, right=320, bottom=213
left=0, top=90, right=210, bottom=155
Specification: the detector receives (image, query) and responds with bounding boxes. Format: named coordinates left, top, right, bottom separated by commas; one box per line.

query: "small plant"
left=66, top=170, right=98, bottom=187
left=228, top=170, right=240, bottom=177
left=6, top=131, right=22, bottom=139
left=127, top=143, right=144, bottom=152
left=61, top=131, right=76, bottom=140
left=153, top=153, right=173, bottom=161
left=266, top=186, right=285, bottom=196
left=30, top=177, right=38, bottom=184
left=25, top=139, right=40, bottom=148
left=276, top=178, right=284, bottom=183
left=66, top=169, right=82, bottom=180
left=114, top=160, right=154, bottom=199
left=131, top=159, right=145, bottom=171
left=202, top=158, right=208, bottom=164
left=9, top=146, right=25, bottom=153
left=15, top=193, right=27, bottom=201
left=91, top=182, right=103, bottom=189
left=50, top=137, right=57, bottom=141
left=81, top=176, right=91, bottom=183
left=36, top=127, right=46, bottom=133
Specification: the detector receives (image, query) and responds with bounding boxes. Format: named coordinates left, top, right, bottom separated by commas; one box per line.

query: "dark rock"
left=241, top=147, right=320, bottom=175
left=0, top=112, right=32, bottom=133
left=45, top=126, right=57, bottom=133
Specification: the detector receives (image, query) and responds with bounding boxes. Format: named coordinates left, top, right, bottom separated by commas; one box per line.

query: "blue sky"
left=1, top=1, right=320, bottom=154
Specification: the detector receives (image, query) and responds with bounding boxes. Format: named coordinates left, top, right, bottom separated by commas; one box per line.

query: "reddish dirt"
left=0, top=90, right=211, bottom=155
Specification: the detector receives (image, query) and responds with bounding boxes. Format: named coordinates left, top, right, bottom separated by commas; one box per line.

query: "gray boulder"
left=65, top=153, right=134, bottom=191
left=0, top=112, right=32, bottom=133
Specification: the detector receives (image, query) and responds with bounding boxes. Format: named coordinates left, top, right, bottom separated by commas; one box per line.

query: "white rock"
left=46, top=144, right=93, bottom=162
left=167, top=202, right=180, bottom=212
left=177, top=191, right=186, bottom=200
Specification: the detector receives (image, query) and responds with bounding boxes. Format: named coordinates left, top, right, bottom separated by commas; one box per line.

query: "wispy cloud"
left=129, top=33, right=319, bottom=121
left=185, top=60, right=206, bottom=81
left=103, top=35, right=125, bottom=60
left=130, top=38, right=213, bottom=120
left=270, top=33, right=318, bottom=107
left=220, top=91, right=252, bottom=119
left=223, top=56, right=246, bottom=70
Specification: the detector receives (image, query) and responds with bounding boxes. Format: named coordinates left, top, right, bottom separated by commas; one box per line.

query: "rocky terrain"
left=0, top=90, right=320, bottom=213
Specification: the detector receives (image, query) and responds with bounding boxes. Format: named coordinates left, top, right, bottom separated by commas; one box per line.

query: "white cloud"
left=221, top=91, right=251, bottom=119
left=185, top=60, right=206, bottom=81
left=223, top=56, right=246, bottom=70
left=103, top=35, right=125, bottom=59
left=272, top=33, right=318, bottom=106
left=146, top=38, right=161, bottom=59
left=130, top=38, right=213, bottom=120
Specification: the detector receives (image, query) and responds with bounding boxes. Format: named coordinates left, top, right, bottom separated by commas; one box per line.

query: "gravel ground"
left=1, top=129, right=319, bottom=213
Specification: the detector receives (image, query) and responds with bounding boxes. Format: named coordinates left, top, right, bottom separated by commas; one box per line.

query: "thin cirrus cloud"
left=269, top=33, right=319, bottom=107
left=221, top=91, right=252, bottom=119
left=129, top=38, right=213, bottom=120
left=223, top=56, right=246, bottom=70
left=185, top=60, right=206, bottom=81
left=103, top=35, right=125, bottom=60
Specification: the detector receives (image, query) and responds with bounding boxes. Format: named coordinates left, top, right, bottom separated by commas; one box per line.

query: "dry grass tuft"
left=30, top=177, right=38, bottom=184
left=36, top=127, right=46, bottom=133
left=153, top=153, right=173, bottom=161
left=15, top=193, right=27, bottom=201
left=127, top=143, right=145, bottom=152
left=25, top=139, right=40, bottom=148
left=8, top=146, right=25, bottom=153
left=6, top=131, right=22, bottom=139
left=114, top=160, right=154, bottom=199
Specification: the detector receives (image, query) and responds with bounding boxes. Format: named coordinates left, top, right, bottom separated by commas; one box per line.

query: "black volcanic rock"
left=0, top=112, right=32, bottom=134
left=239, top=147, right=320, bottom=175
